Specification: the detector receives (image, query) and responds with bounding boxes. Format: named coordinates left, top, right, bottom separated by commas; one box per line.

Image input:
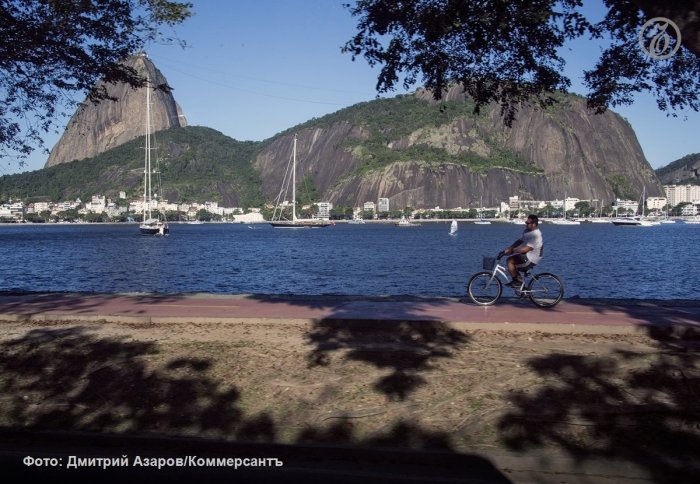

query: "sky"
left=3, top=0, right=698, bottom=176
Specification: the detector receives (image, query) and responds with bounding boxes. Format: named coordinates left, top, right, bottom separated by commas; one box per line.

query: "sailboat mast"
left=146, top=75, right=153, bottom=219
left=292, top=135, right=297, bottom=223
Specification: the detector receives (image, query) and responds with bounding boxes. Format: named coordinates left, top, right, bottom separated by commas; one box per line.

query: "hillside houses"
left=1, top=183, right=699, bottom=223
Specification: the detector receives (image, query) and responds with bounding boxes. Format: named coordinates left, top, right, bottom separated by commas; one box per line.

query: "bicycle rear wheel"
left=528, top=273, right=564, bottom=308
left=467, top=271, right=502, bottom=306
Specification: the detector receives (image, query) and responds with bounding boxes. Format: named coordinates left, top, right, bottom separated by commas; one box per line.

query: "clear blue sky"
left=4, top=0, right=698, bottom=176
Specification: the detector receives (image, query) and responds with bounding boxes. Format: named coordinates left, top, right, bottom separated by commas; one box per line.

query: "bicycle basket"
left=482, top=256, right=496, bottom=270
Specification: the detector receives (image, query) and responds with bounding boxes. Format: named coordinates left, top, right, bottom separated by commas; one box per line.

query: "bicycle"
left=467, top=252, right=564, bottom=308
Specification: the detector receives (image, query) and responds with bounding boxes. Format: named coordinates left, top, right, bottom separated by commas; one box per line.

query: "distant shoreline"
left=2, top=217, right=694, bottom=225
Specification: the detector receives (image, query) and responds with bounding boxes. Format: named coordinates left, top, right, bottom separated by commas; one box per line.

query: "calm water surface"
left=1, top=222, right=698, bottom=299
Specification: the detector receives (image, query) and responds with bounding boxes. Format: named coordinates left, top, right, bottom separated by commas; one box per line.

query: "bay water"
left=0, top=222, right=698, bottom=300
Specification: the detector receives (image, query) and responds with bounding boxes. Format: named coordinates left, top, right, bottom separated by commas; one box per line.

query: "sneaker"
left=506, top=279, right=523, bottom=288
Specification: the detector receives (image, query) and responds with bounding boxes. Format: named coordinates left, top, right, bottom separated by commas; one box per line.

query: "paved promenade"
left=0, top=292, right=698, bottom=334
left=2, top=292, right=699, bottom=483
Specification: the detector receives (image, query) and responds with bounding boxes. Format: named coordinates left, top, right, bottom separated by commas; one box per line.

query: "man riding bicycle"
left=502, top=214, right=543, bottom=288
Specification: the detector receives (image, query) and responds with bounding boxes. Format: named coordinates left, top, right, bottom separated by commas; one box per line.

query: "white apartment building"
left=363, top=201, right=376, bottom=213
left=664, top=185, right=700, bottom=206
left=54, top=199, right=81, bottom=212
left=646, top=197, right=667, bottom=211
left=508, top=196, right=520, bottom=211
left=30, top=202, right=50, bottom=214
left=681, top=204, right=698, bottom=216
left=564, top=197, right=580, bottom=212
left=378, top=197, right=390, bottom=212
left=0, top=201, right=25, bottom=220
left=85, top=195, right=106, bottom=213
left=205, top=201, right=223, bottom=216
left=315, top=202, right=332, bottom=219
left=613, top=199, right=639, bottom=213
left=506, top=196, right=548, bottom=212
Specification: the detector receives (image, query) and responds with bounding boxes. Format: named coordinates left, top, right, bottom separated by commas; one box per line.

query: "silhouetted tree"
left=0, top=0, right=192, bottom=161
left=344, top=0, right=700, bottom=124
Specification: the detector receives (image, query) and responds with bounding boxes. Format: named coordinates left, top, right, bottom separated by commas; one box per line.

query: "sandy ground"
left=0, top=317, right=699, bottom=482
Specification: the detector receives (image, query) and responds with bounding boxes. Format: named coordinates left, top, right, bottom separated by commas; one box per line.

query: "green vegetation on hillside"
left=605, top=173, right=636, bottom=200
left=655, top=153, right=700, bottom=185
left=0, top=127, right=265, bottom=208
left=0, top=90, right=653, bottom=209
left=299, top=94, right=541, bottom=177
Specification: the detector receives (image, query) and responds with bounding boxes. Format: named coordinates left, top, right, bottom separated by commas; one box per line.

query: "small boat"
left=612, top=187, right=659, bottom=227
left=611, top=216, right=656, bottom=226
left=660, top=206, right=676, bottom=223
left=474, top=197, right=491, bottom=224
left=139, top=72, right=169, bottom=236
left=449, top=219, right=458, bottom=236
left=550, top=194, right=580, bottom=224
left=550, top=218, right=580, bottom=225
left=395, top=217, right=420, bottom=227
left=140, top=218, right=168, bottom=236
left=270, top=135, right=331, bottom=229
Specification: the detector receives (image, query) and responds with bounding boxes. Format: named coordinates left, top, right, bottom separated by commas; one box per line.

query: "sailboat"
left=589, top=200, right=610, bottom=223
left=449, top=219, right=458, bottom=236
left=474, top=197, right=491, bottom=224
left=660, top=203, right=676, bottom=224
left=550, top=195, right=580, bottom=225
left=270, top=135, right=331, bottom=228
left=139, top=75, right=169, bottom=236
left=612, top=187, right=658, bottom=227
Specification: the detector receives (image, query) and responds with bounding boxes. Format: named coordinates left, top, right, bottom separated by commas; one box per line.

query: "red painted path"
left=0, top=293, right=698, bottom=333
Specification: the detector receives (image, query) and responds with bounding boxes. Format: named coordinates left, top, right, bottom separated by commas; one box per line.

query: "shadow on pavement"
left=0, top=291, right=183, bottom=317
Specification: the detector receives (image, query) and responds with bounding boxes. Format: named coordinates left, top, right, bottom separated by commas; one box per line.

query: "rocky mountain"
left=45, top=53, right=186, bottom=168
left=655, top=153, right=700, bottom=185
left=18, top=61, right=665, bottom=210
left=253, top=86, right=663, bottom=209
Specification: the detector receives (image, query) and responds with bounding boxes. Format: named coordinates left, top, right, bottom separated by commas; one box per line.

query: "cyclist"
left=502, top=214, right=543, bottom=287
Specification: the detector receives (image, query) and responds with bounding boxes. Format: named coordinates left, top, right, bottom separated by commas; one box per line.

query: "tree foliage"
left=0, top=0, right=192, bottom=161
left=0, top=126, right=265, bottom=208
left=344, top=0, right=700, bottom=124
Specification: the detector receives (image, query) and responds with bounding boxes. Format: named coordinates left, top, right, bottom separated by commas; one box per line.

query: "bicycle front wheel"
left=467, top=271, right=502, bottom=306
left=528, top=273, right=564, bottom=308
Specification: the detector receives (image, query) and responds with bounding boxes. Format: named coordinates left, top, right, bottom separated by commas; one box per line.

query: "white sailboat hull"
left=550, top=219, right=580, bottom=225
left=270, top=219, right=332, bottom=228
left=612, top=217, right=656, bottom=226
left=139, top=222, right=169, bottom=236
